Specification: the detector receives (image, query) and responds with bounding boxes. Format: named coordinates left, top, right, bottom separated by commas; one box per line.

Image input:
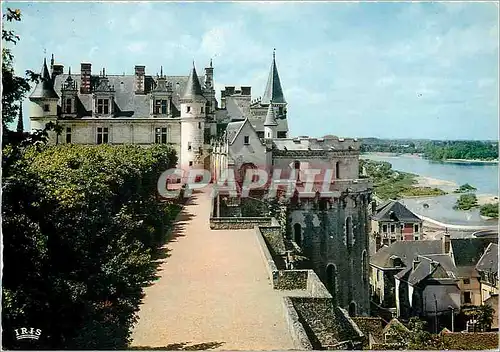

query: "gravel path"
left=130, top=189, right=295, bottom=350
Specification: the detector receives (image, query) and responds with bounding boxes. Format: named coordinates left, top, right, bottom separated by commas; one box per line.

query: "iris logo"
left=14, top=327, right=42, bottom=340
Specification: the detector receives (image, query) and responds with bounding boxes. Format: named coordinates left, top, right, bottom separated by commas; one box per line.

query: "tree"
left=2, top=8, right=39, bottom=129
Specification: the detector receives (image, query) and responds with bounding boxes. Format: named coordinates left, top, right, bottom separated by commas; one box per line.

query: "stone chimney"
left=80, top=63, right=92, bottom=94
left=51, top=64, right=64, bottom=80
left=135, top=65, right=146, bottom=94
left=442, top=233, right=451, bottom=254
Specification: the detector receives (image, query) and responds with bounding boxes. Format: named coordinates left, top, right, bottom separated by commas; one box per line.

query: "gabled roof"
left=372, top=200, right=421, bottom=222
left=30, top=58, right=59, bottom=99
left=405, top=255, right=457, bottom=285
left=451, top=238, right=497, bottom=268
left=181, top=64, right=206, bottom=102
left=261, top=52, right=286, bottom=105
left=370, top=240, right=442, bottom=269
left=264, top=103, right=278, bottom=126
left=52, top=73, right=204, bottom=118
left=475, top=243, right=498, bottom=274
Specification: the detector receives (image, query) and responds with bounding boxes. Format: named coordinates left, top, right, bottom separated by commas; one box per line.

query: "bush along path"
left=2, top=144, right=181, bottom=349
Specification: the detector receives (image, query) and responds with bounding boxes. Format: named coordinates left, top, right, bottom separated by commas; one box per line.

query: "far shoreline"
left=361, top=152, right=498, bottom=164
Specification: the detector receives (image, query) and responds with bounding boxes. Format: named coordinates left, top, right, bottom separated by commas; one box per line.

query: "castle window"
left=188, top=142, right=192, bottom=151
left=277, top=131, right=287, bottom=138
left=155, top=127, right=168, bottom=144
left=96, top=127, right=109, bottom=144
left=345, top=216, right=353, bottom=248
left=43, top=104, right=50, bottom=112
left=464, top=291, right=472, bottom=304
left=414, top=224, right=419, bottom=233
left=97, top=99, right=109, bottom=114
left=244, top=136, right=249, bottom=145
left=65, top=98, right=72, bottom=114
left=186, top=106, right=191, bottom=113
left=335, top=161, right=340, bottom=179
left=293, top=223, right=302, bottom=247
left=390, top=224, right=395, bottom=233
left=382, top=224, right=388, bottom=233
left=154, top=99, right=168, bottom=114
left=66, top=127, right=72, bottom=144
left=198, top=122, right=202, bottom=129
left=189, top=161, right=193, bottom=167
left=326, top=264, right=338, bottom=304
left=201, top=106, right=204, bottom=113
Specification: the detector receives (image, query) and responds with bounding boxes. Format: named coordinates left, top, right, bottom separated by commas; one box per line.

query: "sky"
left=3, top=1, right=499, bottom=140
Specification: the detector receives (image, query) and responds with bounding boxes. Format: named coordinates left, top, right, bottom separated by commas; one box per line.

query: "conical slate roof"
left=264, top=103, right=278, bottom=126
left=181, top=64, right=206, bottom=102
left=30, top=58, right=59, bottom=99
left=262, top=52, right=286, bottom=105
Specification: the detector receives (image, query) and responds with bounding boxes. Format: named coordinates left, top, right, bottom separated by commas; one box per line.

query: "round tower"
left=29, top=58, right=59, bottom=140
left=180, top=63, right=207, bottom=172
left=264, top=102, right=278, bottom=139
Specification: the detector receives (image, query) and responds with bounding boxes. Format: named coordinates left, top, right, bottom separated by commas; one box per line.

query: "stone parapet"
left=209, top=217, right=273, bottom=229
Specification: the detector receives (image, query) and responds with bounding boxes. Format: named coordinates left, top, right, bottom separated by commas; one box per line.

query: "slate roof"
left=372, top=200, right=421, bottom=222
left=272, top=137, right=353, bottom=151
left=451, top=238, right=497, bottom=268
left=181, top=65, right=206, bottom=102
left=30, top=59, right=59, bottom=99
left=475, top=243, right=498, bottom=274
left=225, top=121, right=245, bottom=144
left=405, top=255, right=457, bottom=285
left=52, top=72, right=206, bottom=118
left=370, top=240, right=442, bottom=269
left=264, top=103, right=278, bottom=126
left=249, top=118, right=288, bottom=133
left=261, top=52, right=286, bottom=105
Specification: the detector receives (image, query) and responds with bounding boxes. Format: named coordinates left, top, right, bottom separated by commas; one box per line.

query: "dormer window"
left=97, top=98, right=109, bottom=115
left=244, top=136, right=250, bottom=145
left=44, top=104, right=50, bottom=112
left=186, top=106, right=191, bottom=113
left=154, top=99, right=168, bottom=114
left=65, top=98, right=72, bottom=114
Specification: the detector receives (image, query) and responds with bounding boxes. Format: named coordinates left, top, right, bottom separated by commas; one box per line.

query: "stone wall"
left=282, top=297, right=314, bottom=350
left=441, top=331, right=499, bottom=350
left=209, top=217, right=273, bottom=229
left=275, top=270, right=308, bottom=290
left=290, top=297, right=365, bottom=350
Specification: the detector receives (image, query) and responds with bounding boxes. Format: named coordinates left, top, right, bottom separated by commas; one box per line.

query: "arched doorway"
left=326, top=264, right=338, bottom=304
left=349, top=301, right=357, bottom=317
left=293, top=223, right=302, bottom=247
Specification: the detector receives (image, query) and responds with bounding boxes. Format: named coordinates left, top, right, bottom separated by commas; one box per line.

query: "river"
left=361, top=153, right=499, bottom=226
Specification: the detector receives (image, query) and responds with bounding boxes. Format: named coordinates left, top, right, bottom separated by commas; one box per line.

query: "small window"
left=464, top=279, right=470, bottom=285
left=244, top=136, right=249, bottom=145
left=65, top=98, right=72, bottom=114
left=43, top=104, right=50, bottom=112
left=414, top=236, right=420, bottom=241
left=277, top=131, right=287, bottom=138
left=97, top=99, right=109, bottom=114
left=186, top=106, right=191, bottom=113
left=382, top=224, right=388, bottom=233
left=464, top=291, right=472, bottom=304
left=66, top=127, right=72, bottom=143
left=189, top=161, right=193, bottom=167
left=96, top=127, right=109, bottom=144
left=201, top=106, right=204, bottom=113
left=198, top=122, right=202, bottom=129
left=414, top=224, right=419, bottom=233
left=161, top=100, right=167, bottom=114
left=188, top=142, right=192, bottom=151
left=279, top=106, right=283, bottom=115
left=390, top=224, right=395, bottom=233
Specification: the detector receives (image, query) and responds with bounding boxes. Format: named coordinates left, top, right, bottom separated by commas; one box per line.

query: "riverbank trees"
left=360, top=159, right=446, bottom=200
left=2, top=144, right=180, bottom=349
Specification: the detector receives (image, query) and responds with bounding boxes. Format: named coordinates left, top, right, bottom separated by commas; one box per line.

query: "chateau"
left=29, top=52, right=373, bottom=316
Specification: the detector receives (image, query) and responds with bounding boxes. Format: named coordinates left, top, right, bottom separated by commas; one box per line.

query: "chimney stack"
left=135, top=65, right=146, bottom=94
left=51, top=64, right=64, bottom=80
left=442, top=233, right=451, bottom=254
left=80, top=63, right=92, bottom=93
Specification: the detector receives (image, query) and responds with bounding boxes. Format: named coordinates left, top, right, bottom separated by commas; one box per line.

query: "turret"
left=264, top=102, right=278, bottom=139
left=180, top=62, right=207, bottom=171
left=29, top=58, right=59, bottom=139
